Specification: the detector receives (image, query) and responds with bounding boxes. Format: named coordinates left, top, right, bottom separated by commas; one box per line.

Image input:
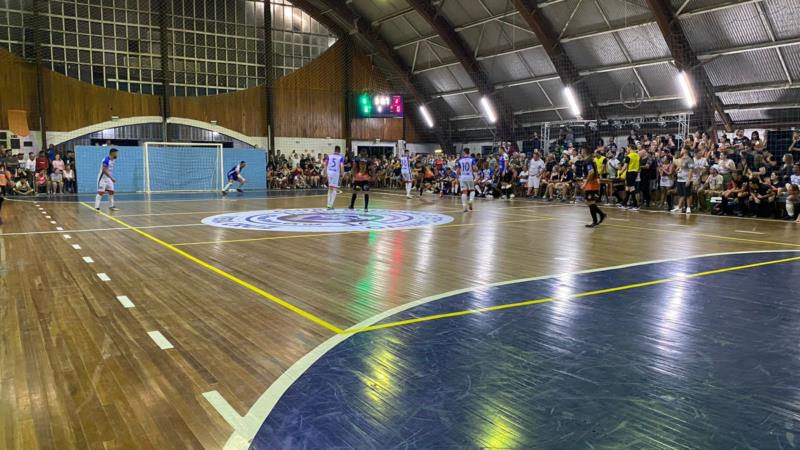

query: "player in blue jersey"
left=94, top=148, right=119, bottom=211
left=221, top=161, right=247, bottom=196
left=457, top=148, right=478, bottom=212
left=324, top=146, right=345, bottom=209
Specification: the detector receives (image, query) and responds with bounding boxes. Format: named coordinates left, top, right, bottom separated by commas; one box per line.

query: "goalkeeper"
left=222, top=161, right=247, bottom=195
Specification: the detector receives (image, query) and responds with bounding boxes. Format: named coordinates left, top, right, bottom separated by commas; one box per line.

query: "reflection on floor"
left=254, top=252, right=800, bottom=449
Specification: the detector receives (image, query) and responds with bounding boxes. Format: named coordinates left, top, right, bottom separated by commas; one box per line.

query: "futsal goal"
left=143, top=142, right=224, bottom=193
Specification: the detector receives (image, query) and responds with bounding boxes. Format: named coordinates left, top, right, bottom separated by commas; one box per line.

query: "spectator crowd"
left=268, top=129, right=800, bottom=223
left=0, top=144, right=76, bottom=197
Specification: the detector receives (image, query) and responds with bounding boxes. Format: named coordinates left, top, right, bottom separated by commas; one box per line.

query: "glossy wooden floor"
left=2, top=191, right=799, bottom=449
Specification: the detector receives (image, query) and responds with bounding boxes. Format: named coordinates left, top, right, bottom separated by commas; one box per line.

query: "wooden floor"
left=2, top=191, right=800, bottom=449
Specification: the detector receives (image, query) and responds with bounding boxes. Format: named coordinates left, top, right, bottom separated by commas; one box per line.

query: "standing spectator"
left=789, top=131, right=800, bottom=158
left=639, top=149, right=655, bottom=208
left=527, top=151, right=545, bottom=197
left=35, top=151, right=49, bottom=175
left=24, top=152, right=36, bottom=186
left=673, top=147, right=694, bottom=214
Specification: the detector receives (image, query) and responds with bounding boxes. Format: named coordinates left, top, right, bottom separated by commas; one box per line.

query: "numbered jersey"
left=457, top=157, right=475, bottom=178
left=99, top=156, right=115, bottom=180
left=400, top=156, right=411, bottom=173
left=327, top=154, right=343, bottom=173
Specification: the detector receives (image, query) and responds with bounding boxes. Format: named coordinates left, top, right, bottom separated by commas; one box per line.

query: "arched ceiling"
left=293, top=0, right=800, bottom=141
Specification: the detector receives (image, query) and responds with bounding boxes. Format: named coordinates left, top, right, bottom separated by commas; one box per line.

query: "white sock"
left=94, top=194, right=101, bottom=209
left=326, top=190, right=333, bottom=207
left=331, top=190, right=338, bottom=206
left=469, top=191, right=475, bottom=203
left=110, top=196, right=115, bottom=207
left=223, top=182, right=232, bottom=191
left=406, top=183, right=411, bottom=196
left=461, top=193, right=468, bottom=209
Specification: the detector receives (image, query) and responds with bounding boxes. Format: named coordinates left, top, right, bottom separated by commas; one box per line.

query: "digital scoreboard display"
left=355, top=93, right=404, bottom=118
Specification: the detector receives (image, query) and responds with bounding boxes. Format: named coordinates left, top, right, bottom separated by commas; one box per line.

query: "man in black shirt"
left=747, top=177, right=776, bottom=217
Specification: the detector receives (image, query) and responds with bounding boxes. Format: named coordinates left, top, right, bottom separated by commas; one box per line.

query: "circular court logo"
left=201, top=208, right=454, bottom=232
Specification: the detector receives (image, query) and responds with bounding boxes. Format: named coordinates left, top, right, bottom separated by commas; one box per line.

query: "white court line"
left=63, top=234, right=71, bottom=239
left=82, top=256, right=94, bottom=263
left=146, top=331, right=174, bottom=350
left=41, top=212, right=47, bottom=215
left=56, top=227, right=64, bottom=231
left=71, top=244, right=81, bottom=250
left=0, top=222, right=207, bottom=237
left=97, top=273, right=110, bottom=282
left=735, top=230, right=766, bottom=235
left=214, top=249, right=800, bottom=450
left=50, top=221, right=57, bottom=224
left=116, top=295, right=135, bottom=308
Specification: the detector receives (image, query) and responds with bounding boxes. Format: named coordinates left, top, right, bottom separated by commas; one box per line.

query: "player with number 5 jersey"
left=456, top=148, right=477, bottom=212
left=324, top=145, right=345, bottom=209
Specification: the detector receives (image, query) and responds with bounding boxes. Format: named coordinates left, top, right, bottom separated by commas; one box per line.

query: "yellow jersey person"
left=619, top=145, right=640, bottom=211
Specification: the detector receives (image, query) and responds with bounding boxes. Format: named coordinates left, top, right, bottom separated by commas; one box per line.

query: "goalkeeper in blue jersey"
left=222, top=161, right=247, bottom=195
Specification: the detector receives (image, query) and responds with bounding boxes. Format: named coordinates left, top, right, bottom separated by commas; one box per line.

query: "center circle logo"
left=201, top=208, right=454, bottom=232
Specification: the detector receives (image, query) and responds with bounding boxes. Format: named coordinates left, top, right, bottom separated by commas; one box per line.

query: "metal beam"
left=644, top=0, right=733, bottom=132
left=297, top=0, right=452, bottom=149
left=512, top=0, right=601, bottom=119
left=406, top=0, right=762, bottom=75
left=403, top=0, right=515, bottom=140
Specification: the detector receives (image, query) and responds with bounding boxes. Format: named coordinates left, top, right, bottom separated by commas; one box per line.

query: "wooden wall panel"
left=0, top=49, right=38, bottom=132
left=273, top=41, right=345, bottom=139
left=170, top=87, right=266, bottom=137
left=0, top=40, right=429, bottom=142
left=43, top=70, right=161, bottom=132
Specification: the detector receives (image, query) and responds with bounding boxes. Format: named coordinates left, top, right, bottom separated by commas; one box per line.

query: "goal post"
left=142, top=142, right=224, bottom=193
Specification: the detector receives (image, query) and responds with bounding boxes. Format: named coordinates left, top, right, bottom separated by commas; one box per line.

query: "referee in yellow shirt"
left=619, top=144, right=640, bottom=210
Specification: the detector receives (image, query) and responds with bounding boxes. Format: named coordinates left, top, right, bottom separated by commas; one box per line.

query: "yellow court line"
left=345, top=254, right=800, bottom=333
left=602, top=222, right=800, bottom=249
left=171, top=217, right=554, bottom=246
left=78, top=202, right=344, bottom=334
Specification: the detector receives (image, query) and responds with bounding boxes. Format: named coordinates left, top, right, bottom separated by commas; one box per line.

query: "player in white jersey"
left=399, top=150, right=415, bottom=198
left=527, top=151, right=546, bottom=197
left=456, top=148, right=477, bottom=212
left=323, top=145, right=345, bottom=209
left=94, top=148, right=119, bottom=211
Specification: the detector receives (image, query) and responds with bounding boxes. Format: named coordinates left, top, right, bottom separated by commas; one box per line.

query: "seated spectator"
left=747, top=177, right=776, bottom=218
left=697, top=167, right=724, bottom=211
left=13, top=177, right=33, bottom=195
left=35, top=169, right=48, bottom=195
left=63, top=164, right=76, bottom=193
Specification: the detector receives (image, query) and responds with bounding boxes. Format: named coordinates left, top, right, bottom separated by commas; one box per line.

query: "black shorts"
left=585, top=190, right=600, bottom=202
left=625, top=172, right=638, bottom=188
left=676, top=181, right=687, bottom=197
left=353, top=180, right=370, bottom=191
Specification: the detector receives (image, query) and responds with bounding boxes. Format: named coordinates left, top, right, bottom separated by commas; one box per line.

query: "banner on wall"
left=7, top=110, right=29, bottom=137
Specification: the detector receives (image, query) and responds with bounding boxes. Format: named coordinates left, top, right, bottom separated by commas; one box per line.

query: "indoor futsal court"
left=3, top=0, right=800, bottom=449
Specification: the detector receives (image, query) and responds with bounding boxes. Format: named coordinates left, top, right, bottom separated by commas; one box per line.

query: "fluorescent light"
left=480, top=96, right=497, bottom=124
left=419, top=105, right=435, bottom=128
left=563, top=86, right=581, bottom=117
left=677, top=71, right=696, bottom=108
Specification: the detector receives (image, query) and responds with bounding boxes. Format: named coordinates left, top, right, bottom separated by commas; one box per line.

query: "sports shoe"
left=109, top=206, right=119, bottom=211
left=95, top=208, right=100, bottom=212
left=585, top=222, right=597, bottom=228
left=468, top=202, right=473, bottom=211
left=685, top=207, right=692, bottom=214
left=406, top=195, right=413, bottom=199
left=236, top=188, right=244, bottom=193
left=510, top=194, right=515, bottom=199
left=221, top=190, right=228, bottom=196
left=630, top=206, right=640, bottom=211
left=670, top=207, right=681, bottom=213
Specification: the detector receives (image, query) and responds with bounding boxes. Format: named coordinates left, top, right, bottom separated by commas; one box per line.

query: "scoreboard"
left=355, top=93, right=404, bottom=118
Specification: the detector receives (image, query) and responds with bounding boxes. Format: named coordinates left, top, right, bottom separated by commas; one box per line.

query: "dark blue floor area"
left=253, top=252, right=800, bottom=450
left=6, top=189, right=325, bottom=203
